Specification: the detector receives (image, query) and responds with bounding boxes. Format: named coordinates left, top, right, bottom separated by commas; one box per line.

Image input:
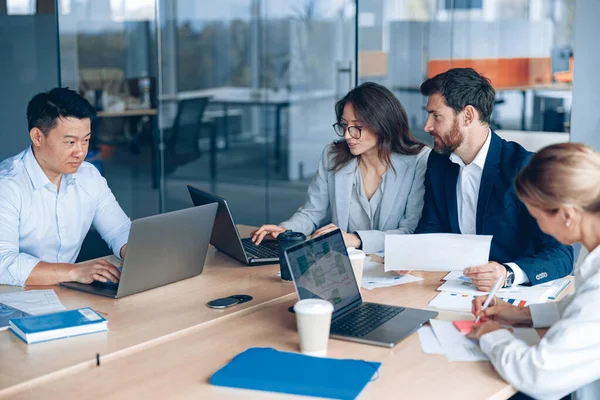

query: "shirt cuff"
left=505, top=262, right=529, bottom=285
left=529, top=302, right=561, bottom=328
left=3, top=254, right=41, bottom=286
left=109, top=227, right=130, bottom=259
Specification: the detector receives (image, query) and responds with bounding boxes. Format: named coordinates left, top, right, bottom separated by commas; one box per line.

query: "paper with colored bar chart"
left=427, top=291, right=530, bottom=313
left=436, top=277, right=571, bottom=303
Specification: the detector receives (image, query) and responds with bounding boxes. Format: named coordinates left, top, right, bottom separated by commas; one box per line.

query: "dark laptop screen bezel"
left=284, top=229, right=362, bottom=319
left=187, top=185, right=249, bottom=263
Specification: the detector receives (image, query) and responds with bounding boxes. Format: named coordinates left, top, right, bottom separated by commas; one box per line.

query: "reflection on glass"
left=359, top=0, right=574, bottom=149
left=159, top=0, right=356, bottom=227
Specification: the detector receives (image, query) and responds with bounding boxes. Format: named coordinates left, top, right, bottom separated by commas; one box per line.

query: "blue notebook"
left=210, top=347, right=381, bottom=399
left=9, top=307, right=107, bottom=344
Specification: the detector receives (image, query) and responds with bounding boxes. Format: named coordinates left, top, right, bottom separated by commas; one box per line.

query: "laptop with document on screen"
left=284, top=229, right=438, bottom=348
left=187, top=185, right=279, bottom=265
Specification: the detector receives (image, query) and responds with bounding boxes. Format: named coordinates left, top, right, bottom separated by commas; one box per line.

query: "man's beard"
left=433, top=118, right=464, bottom=155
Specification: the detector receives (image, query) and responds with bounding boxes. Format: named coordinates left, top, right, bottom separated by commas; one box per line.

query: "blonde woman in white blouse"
left=469, top=143, right=600, bottom=400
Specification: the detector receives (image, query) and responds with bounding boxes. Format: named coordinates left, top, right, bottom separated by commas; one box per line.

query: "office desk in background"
left=0, top=226, right=291, bottom=397
left=496, top=83, right=572, bottom=131
left=160, top=87, right=336, bottom=174
left=96, top=109, right=158, bottom=118
left=392, top=82, right=572, bottom=132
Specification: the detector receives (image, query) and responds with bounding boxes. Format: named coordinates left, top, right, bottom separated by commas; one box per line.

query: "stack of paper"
left=361, top=258, right=423, bottom=290
left=0, top=290, right=66, bottom=315
left=417, top=319, right=541, bottom=361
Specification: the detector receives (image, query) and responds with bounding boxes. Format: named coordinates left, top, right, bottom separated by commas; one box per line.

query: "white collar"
left=23, top=146, right=77, bottom=190
left=449, top=128, right=492, bottom=169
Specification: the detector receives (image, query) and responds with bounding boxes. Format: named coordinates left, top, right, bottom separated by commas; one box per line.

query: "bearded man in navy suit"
left=415, top=68, right=573, bottom=291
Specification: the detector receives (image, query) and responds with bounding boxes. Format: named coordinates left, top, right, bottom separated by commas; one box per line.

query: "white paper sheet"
left=361, top=259, right=423, bottom=290
left=426, top=320, right=541, bottom=362
left=417, top=325, right=445, bottom=355
left=428, top=291, right=531, bottom=313
left=429, top=319, right=488, bottom=361
left=0, top=290, right=66, bottom=315
left=384, top=234, right=492, bottom=272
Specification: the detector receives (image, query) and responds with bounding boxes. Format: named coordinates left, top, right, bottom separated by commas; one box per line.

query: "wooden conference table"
left=0, top=226, right=566, bottom=399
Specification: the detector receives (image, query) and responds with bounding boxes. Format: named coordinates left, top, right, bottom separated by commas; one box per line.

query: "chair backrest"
left=170, top=97, right=211, bottom=155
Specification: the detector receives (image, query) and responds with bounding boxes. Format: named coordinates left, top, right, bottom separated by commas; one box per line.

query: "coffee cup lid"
left=293, top=299, right=334, bottom=315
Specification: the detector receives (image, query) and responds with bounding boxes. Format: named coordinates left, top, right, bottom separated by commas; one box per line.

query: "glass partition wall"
left=50, top=0, right=574, bottom=255
left=358, top=0, right=575, bottom=149
left=157, top=0, right=356, bottom=225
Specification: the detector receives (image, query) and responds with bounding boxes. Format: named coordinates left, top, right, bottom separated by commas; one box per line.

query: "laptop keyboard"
left=241, top=239, right=279, bottom=259
left=331, top=303, right=405, bottom=338
left=91, top=280, right=119, bottom=291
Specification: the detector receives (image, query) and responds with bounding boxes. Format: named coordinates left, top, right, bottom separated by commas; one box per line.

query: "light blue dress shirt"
left=0, top=147, right=131, bottom=286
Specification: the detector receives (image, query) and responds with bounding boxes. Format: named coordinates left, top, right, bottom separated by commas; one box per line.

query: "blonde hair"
left=515, top=143, right=600, bottom=213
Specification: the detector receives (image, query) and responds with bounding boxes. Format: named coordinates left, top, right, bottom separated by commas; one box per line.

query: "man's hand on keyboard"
left=69, top=259, right=121, bottom=284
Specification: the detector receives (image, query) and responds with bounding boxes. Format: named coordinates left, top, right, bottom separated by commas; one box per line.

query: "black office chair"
left=160, top=97, right=215, bottom=176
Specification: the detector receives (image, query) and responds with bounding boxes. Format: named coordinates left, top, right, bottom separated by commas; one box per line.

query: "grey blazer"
left=280, top=144, right=430, bottom=253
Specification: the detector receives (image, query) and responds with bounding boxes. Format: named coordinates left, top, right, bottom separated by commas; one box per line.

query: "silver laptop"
left=284, top=229, right=438, bottom=348
left=61, top=203, right=218, bottom=298
left=187, top=185, right=278, bottom=265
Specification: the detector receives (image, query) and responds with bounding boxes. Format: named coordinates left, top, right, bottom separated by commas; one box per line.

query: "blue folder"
left=210, top=347, right=381, bottom=400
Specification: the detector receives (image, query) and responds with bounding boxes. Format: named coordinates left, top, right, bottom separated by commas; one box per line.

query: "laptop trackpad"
left=365, top=309, right=430, bottom=343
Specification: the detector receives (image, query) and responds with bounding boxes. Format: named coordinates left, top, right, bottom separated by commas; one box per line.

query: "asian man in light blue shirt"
left=0, top=88, right=131, bottom=286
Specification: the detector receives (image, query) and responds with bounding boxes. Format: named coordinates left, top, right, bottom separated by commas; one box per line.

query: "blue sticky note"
left=210, top=347, right=381, bottom=399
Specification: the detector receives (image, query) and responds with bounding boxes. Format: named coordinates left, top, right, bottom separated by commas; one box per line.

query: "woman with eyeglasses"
left=251, top=82, right=429, bottom=254
left=468, top=143, right=600, bottom=399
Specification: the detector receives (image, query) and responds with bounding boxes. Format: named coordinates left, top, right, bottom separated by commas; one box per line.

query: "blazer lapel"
left=333, top=159, right=357, bottom=231
left=445, top=161, right=460, bottom=233
left=476, top=131, right=502, bottom=234
left=378, top=155, right=408, bottom=229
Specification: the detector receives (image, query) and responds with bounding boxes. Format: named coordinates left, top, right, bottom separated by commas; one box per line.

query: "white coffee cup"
left=347, top=247, right=366, bottom=288
left=293, top=299, right=334, bottom=356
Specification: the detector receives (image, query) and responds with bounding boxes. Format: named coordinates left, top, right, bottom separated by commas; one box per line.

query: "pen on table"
left=475, top=275, right=504, bottom=324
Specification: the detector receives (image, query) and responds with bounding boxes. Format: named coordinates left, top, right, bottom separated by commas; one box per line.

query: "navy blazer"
left=415, top=131, right=573, bottom=284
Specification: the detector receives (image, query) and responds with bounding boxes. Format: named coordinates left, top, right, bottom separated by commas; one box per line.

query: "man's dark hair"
left=27, top=87, right=96, bottom=135
left=420, top=68, right=495, bottom=124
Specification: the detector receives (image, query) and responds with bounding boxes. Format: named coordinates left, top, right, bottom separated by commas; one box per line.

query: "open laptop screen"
left=285, top=229, right=361, bottom=317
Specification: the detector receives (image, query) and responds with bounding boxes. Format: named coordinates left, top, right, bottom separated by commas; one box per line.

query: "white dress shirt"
left=480, top=244, right=600, bottom=400
left=0, top=147, right=131, bottom=286
left=449, top=130, right=528, bottom=285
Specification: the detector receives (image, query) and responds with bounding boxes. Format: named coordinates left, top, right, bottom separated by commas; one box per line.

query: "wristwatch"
left=503, top=264, right=515, bottom=288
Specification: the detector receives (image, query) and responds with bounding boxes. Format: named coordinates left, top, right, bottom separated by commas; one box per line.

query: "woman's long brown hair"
left=329, top=82, right=426, bottom=173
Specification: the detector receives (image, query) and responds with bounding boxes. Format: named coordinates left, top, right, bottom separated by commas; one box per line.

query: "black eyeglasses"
left=332, top=122, right=362, bottom=139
